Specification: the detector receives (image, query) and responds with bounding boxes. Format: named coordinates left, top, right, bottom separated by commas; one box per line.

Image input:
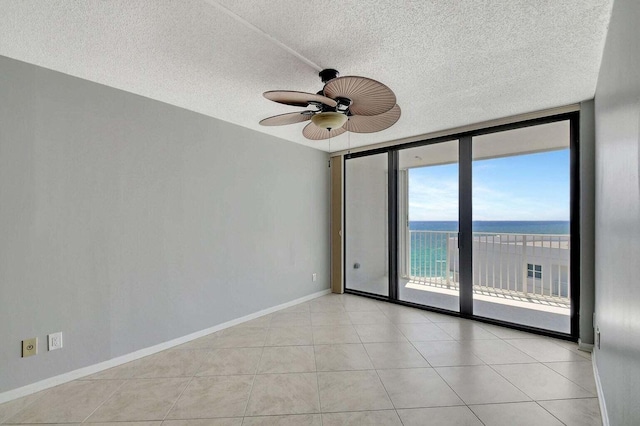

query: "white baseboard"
left=0, top=288, right=331, bottom=404
left=592, top=350, right=610, bottom=426
left=578, top=339, right=594, bottom=352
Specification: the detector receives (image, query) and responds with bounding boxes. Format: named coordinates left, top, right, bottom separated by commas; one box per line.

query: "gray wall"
left=593, top=0, right=640, bottom=424
left=0, top=55, right=330, bottom=394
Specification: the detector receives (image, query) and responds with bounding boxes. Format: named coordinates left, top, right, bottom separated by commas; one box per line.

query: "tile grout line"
left=315, top=295, right=352, bottom=423
left=157, top=346, right=214, bottom=422
left=470, top=408, right=488, bottom=426
left=538, top=361, right=598, bottom=395
left=0, top=387, right=50, bottom=424
left=241, top=341, right=266, bottom=419
left=161, top=344, right=220, bottom=423
left=160, top=376, right=197, bottom=422
left=485, top=357, right=535, bottom=401
left=348, top=299, right=402, bottom=424
left=314, top=300, right=350, bottom=426
left=360, top=339, right=397, bottom=416
left=501, top=336, right=581, bottom=363
left=533, top=400, right=571, bottom=426
left=161, top=348, right=219, bottom=424
left=402, top=330, right=478, bottom=422
left=80, top=378, right=128, bottom=423
left=486, top=349, right=596, bottom=406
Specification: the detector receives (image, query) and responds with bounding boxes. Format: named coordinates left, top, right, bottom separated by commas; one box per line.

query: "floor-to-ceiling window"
left=397, top=140, right=460, bottom=312
left=343, top=113, right=579, bottom=338
left=471, top=121, right=572, bottom=333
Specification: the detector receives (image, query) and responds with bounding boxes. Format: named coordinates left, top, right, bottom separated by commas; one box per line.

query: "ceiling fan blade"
left=264, top=90, right=337, bottom=108
left=259, top=111, right=313, bottom=126
left=324, top=76, right=396, bottom=116
left=343, top=105, right=401, bottom=133
left=302, top=122, right=346, bottom=140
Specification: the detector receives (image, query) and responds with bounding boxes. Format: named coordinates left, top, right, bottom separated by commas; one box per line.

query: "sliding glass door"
left=471, top=121, right=572, bottom=333
left=397, top=141, right=460, bottom=312
left=343, top=113, right=578, bottom=338
left=344, top=152, right=389, bottom=296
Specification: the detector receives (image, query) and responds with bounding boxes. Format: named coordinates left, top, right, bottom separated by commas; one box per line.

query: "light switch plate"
left=48, top=332, right=63, bottom=351
left=22, top=337, right=37, bottom=357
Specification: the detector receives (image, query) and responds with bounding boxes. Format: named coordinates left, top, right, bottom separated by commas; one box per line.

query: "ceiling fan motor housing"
left=334, top=97, right=352, bottom=112
left=319, top=68, right=339, bottom=83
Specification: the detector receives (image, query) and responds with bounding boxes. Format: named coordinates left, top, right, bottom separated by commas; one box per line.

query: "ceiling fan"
left=259, top=69, right=401, bottom=140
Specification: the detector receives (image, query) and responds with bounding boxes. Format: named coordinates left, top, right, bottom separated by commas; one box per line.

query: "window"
left=527, top=263, right=542, bottom=279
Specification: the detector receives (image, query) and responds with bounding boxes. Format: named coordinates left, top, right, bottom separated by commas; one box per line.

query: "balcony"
left=399, top=230, right=571, bottom=332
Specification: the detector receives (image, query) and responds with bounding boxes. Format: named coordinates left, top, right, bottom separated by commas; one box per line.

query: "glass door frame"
left=343, top=149, right=398, bottom=300
left=343, top=111, right=580, bottom=341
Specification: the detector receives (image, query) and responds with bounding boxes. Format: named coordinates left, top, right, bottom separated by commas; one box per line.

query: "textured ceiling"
left=0, top=1, right=612, bottom=152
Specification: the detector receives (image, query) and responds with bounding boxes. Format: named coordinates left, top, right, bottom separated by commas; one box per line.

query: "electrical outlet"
left=596, top=327, right=601, bottom=350
left=312, top=273, right=317, bottom=282
left=48, top=332, right=63, bottom=351
left=22, top=337, right=37, bottom=358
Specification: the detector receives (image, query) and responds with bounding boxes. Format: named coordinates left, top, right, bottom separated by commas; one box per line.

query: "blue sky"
left=408, top=149, right=570, bottom=221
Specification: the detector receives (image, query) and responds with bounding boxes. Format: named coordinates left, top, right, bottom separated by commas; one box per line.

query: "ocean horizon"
left=410, top=220, right=570, bottom=235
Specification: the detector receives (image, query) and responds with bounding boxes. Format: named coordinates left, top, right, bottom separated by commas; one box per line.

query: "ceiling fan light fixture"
left=311, top=112, right=347, bottom=130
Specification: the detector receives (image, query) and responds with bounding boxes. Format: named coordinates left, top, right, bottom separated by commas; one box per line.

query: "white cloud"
left=408, top=178, right=569, bottom=221
left=408, top=176, right=458, bottom=221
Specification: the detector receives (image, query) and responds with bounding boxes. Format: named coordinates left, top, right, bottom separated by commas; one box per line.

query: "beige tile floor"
left=0, top=293, right=601, bottom=425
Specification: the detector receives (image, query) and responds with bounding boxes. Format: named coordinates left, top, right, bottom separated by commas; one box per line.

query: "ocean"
left=408, top=221, right=570, bottom=278
left=410, top=220, right=570, bottom=234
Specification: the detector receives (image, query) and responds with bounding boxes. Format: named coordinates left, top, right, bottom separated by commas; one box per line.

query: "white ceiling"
left=0, top=1, right=612, bottom=152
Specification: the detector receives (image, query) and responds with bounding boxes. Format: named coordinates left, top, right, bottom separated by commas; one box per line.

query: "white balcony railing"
left=405, top=230, right=570, bottom=305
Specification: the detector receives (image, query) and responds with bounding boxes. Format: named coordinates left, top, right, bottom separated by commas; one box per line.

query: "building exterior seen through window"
left=527, top=263, right=542, bottom=279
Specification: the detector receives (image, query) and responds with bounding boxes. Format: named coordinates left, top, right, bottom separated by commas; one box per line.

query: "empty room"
left=1, top=1, right=639, bottom=425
